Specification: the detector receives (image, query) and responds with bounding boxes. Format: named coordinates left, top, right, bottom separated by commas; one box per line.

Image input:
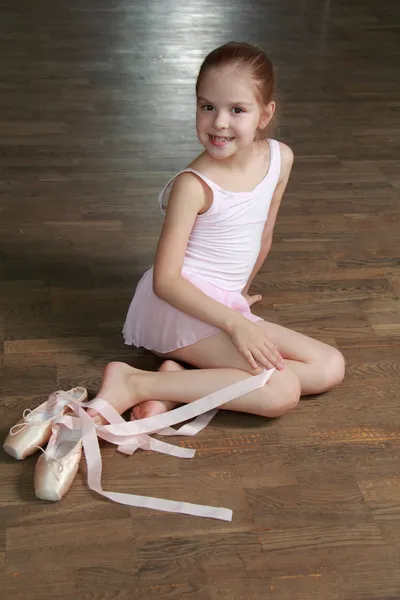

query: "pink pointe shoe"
left=3, top=387, right=87, bottom=460
left=34, top=414, right=83, bottom=502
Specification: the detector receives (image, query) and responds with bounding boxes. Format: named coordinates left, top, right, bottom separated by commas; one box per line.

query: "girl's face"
left=196, top=65, right=274, bottom=160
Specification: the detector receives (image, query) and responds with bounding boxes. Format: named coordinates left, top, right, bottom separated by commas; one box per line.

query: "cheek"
left=196, top=113, right=209, bottom=132
left=236, top=116, right=258, bottom=136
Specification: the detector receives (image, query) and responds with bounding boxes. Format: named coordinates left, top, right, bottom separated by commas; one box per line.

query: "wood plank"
left=1, top=0, right=400, bottom=598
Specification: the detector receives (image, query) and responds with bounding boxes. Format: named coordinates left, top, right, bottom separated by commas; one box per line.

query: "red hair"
left=196, top=42, right=276, bottom=138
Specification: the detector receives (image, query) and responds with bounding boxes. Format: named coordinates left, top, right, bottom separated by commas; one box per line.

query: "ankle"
left=129, top=372, right=150, bottom=405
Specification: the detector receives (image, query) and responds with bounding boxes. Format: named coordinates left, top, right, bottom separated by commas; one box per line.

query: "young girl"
left=89, top=42, right=345, bottom=425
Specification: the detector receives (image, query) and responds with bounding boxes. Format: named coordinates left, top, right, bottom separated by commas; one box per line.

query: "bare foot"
left=131, top=360, right=184, bottom=420
left=87, top=361, right=147, bottom=426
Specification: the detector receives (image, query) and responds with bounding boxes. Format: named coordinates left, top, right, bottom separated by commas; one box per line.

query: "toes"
left=159, top=360, right=185, bottom=372
left=159, top=360, right=177, bottom=372
left=86, top=408, right=106, bottom=426
left=131, top=406, right=142, bottom=420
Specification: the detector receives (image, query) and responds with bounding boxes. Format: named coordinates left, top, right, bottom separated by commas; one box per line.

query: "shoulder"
left=167, top=170, right=212, bottom=215
left=276, top=141, right=294, bottom=182
left=277, top=141, right=294, bottom=166
left=171, top=170, right=212, bottom=199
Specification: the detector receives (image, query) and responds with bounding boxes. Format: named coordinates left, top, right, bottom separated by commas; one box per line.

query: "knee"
left=321, top=348, right=346, bottom=390
left=261, top=370, right=301, bottom=419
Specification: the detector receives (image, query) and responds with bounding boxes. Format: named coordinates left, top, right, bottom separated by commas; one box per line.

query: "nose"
left=213, top=110, right=228, bottom=130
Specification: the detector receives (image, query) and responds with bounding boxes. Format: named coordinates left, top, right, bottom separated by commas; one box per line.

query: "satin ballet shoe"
left=3, top=386, right=87, bottom=460
left=34, top=414, right=83, bottom=502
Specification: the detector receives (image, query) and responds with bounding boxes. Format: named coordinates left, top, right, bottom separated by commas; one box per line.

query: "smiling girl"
left=89, top=42, right=345, bottom=424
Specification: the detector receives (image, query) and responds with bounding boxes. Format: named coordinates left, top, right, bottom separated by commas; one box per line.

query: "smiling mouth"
left=209, top=135, right=234, bottom=144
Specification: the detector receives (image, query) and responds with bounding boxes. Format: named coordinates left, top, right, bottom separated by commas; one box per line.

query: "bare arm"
left=153, top=172, right=245, bottom=335
left=243, top=142, right=294, bottom=295
left=153, top=170, right=285, bottom=370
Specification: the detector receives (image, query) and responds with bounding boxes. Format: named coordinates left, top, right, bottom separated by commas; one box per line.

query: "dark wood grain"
left=1, top=0, right=400, bottom=598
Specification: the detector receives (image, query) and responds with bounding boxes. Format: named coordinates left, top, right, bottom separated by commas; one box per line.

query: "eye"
left=232, top=107, right=244, bottom=114
left=202, top=104, right=214, bottom=111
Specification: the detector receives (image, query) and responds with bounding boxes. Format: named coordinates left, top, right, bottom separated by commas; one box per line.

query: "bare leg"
left=131, top=360, right=183, bottom=420
left=126, top=321, right=345, bottom=423
left=86, top=358, right=300, bottom=424
left=86, top=318, right=344, bottom=424
left=255, top=321, right=345, bottom=394
left=166, top=322, right=345, bottom=396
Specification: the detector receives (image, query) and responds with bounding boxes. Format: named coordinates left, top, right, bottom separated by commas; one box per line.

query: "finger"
left=252, top=348, right=275, bottom=370
left=265, top=342, right=284, bottom=363
left=249, top=294, right=262, bottom=306
left=244, top=349, right=259, bottom=371
left=262, top=345, right=285, bottom=369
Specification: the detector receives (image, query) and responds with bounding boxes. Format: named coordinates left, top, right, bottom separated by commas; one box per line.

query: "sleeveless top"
left=158, top=139, right=281, bottom=293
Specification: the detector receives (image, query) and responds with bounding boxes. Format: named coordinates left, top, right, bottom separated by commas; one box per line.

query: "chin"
left=207, top=151, right=229, bottom=161
left=206, top=146, right=236, bottom=160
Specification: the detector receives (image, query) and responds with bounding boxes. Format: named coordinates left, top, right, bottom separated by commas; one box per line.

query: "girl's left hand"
left=243, top=292, right=262, bottom=307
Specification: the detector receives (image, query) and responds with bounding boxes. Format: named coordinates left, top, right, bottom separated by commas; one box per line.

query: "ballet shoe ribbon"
left=96, top=368, right=275, bottom=438
left=86, top=398, right=196, bottom=459
left=67, top=368, right=275, bottom=521
left=155, top=408, right=219, bottom=437
left=9, top=391, right=81, bottom=436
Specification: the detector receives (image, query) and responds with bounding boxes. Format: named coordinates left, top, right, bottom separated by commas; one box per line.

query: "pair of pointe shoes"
left=3, top=387, right=88, bottom=501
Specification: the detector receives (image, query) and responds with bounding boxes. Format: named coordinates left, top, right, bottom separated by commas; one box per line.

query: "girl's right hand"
left=229, top=319, right=285, bottom=372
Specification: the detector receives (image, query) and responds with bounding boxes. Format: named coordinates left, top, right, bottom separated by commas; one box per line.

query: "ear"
left=259, top=101, right=275, bottom=130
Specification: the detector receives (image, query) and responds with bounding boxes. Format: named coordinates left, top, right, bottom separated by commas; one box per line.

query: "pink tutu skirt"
left=122, top=267, right=262, bottom=354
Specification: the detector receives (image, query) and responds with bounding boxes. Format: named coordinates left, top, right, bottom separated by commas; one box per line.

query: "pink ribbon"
left=68, top=368, right=275, bottom=521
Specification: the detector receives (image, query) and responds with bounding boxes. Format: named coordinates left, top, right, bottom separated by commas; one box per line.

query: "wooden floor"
left=1, top=0, right=400, bottom=598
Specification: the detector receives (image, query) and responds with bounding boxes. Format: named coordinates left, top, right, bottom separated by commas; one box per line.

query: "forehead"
left=197, top=65, right=258, bottom=104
